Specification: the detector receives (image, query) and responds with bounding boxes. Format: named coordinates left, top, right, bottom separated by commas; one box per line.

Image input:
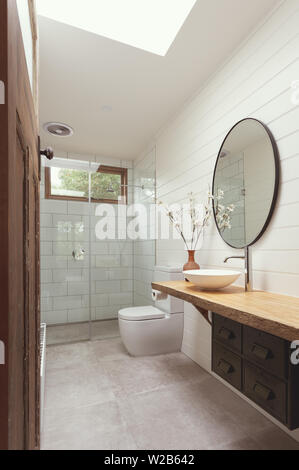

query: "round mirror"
left=212, top=118, right=279, bottom=249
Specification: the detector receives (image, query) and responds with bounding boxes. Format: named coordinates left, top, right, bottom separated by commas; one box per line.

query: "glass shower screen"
left=40, top=158, right=95, bottom=345
left=40, top=157, right=132, bottom=345
left=89, top=164, right=133, bottom=341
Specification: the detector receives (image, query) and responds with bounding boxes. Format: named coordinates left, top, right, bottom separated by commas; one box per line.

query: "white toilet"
left=118, top=266, right=184, bottom=357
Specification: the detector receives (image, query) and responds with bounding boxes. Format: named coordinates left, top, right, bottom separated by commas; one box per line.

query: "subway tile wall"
left=133, top=147, right=156, bottom=306
left=214, top=152, right=245, bottom=247
left=40, top=155, right=134, bottom=325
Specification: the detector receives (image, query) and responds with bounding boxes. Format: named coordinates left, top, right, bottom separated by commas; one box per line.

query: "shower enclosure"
left=40, top=150, right=156, bottom=345
left=213, top=151, right=246, bottom=247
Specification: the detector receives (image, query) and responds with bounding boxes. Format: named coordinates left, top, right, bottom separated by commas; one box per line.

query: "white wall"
left=137, top=0, right=299, bottom=437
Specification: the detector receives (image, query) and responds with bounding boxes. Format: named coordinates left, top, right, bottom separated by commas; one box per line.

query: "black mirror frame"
left=212, top=118, right=280, bottom=249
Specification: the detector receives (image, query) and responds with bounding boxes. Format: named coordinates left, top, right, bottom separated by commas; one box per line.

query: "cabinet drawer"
left=212, top=342, right=242, bottom=391
left=243, top=326, right=287, bottom=379
left=243, top=362, right=287, bottom=424
left=213, top=313, right=242, bottom=353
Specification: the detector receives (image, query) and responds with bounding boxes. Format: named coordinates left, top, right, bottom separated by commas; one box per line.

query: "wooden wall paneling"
left=0, top=0, right=9, bottom=451
left=0, top=0, right=40, bottom=450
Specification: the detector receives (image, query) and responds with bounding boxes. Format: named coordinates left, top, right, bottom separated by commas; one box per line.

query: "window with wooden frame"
left=45, top=165, right=128, bottom=204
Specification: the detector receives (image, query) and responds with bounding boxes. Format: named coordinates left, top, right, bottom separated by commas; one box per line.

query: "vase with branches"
left=159, top=189, right=235, bottom=271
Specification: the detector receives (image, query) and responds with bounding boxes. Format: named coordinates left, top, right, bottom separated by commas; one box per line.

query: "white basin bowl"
left=183, top=269, right=242, bottom=290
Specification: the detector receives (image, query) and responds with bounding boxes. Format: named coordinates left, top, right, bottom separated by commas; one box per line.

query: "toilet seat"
left=119, top=306, right=165, bottom=321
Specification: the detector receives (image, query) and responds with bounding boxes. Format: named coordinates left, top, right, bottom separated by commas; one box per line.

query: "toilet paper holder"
left=152, top=290, right=168, bottom=301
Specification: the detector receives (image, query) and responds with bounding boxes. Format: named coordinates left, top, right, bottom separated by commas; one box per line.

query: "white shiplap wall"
left=137, top=0, right=299, bottom=438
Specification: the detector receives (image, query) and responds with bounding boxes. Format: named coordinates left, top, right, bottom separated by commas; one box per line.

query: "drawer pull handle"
left=251, top=343, right=272, bottom=361
left=218, top=359, right=234, bottom=375
left=219, top=327, right=234, bottom=341
left=253, top=382, right=274, bottom=401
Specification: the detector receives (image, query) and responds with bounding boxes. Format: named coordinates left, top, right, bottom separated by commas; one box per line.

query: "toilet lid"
left=119, top=306, right=165, bottom=321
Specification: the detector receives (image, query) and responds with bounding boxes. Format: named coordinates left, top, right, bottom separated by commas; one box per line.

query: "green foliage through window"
left=48, top=166, right=127, bottom=203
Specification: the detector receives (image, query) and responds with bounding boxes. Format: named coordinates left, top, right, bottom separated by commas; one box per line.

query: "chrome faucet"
left=224, top=246, right=252, bottom=292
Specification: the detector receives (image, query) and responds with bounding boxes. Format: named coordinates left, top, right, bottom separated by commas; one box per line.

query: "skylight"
left=36, top=0, right=197, bottom=56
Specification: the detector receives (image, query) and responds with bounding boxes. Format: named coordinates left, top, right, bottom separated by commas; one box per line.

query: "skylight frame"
left=36, top=0, right=197, bottom=56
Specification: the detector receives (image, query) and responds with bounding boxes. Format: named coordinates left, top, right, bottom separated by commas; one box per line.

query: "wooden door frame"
left=0, top=0, right=10, bottom=451
left=0, top=0, right=40, bottom=450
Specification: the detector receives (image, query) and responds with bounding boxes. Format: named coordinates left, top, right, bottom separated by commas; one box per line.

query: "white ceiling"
left=39, top=0, right=280, bottom=160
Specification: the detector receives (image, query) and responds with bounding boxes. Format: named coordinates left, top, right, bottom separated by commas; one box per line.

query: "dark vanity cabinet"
left=212, top=313, right=299, bottom=430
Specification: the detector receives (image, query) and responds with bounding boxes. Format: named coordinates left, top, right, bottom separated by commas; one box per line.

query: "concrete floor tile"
left=42, top=338, right=299, bottom=451
left=43, top=402, right=137, bottom=450
left=252, top=428, right=299, bottom=450
left=208, top=437, right=262, bottom=450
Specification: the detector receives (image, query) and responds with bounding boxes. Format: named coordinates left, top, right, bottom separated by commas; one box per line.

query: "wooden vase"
left=183, top=250, right=200, bottom=272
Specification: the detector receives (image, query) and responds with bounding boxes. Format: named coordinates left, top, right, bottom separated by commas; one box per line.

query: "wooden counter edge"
left=152, top=281, right=299, bottom=342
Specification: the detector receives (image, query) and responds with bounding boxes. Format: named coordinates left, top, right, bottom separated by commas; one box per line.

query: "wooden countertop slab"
left=152, top=281, right=299, bottom=342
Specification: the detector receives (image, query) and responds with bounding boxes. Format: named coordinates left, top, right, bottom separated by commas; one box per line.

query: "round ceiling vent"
left=43, top=122, right=74, bottom=137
